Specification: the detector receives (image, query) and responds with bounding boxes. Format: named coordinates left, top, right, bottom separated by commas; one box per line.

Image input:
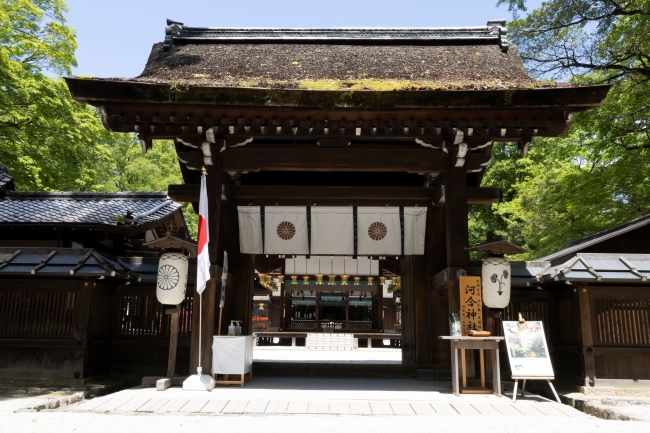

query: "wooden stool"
left=212, top=370, right=253, bottom=387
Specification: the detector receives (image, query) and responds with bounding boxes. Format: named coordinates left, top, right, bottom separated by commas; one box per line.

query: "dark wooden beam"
left=168, top=184, right=500, bottom=206
left=177, top=148, right=492, bottom=173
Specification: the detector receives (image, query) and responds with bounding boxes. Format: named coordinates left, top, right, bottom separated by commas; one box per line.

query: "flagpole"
left=198, top=291, right=202, bottom=374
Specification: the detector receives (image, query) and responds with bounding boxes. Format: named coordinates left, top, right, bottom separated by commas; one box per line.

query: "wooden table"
left=439, top=336, right=504, bottom=397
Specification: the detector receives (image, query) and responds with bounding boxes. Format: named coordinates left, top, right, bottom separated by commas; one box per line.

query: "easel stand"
left=512, top=377, right=561, bottom=403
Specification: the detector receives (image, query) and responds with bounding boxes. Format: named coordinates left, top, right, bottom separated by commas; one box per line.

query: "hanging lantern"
left=379, top=276, right=386, bottom=286
left=353, top=277, right=361, bottom=285
left=367, top=276, right=374, bottom=286
left=156, top=253, right=189, bottom=305
left=328, top=274, right=336, bottom=285
left=291, top=275, right=298, bottom=284
left=482, top=255, right=511, bottom=308
left=394, top=276, right=402, bottom=290
left=315, top=273, right=324, bottom=285
left=278, top=275, right=284, bottom=285
left=303, top=276, right=310, bottom=285
left=341, top=275, right=349, bottom=285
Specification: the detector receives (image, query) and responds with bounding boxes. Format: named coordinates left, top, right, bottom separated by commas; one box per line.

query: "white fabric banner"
left=404, top=207, right=427, bottom=255
left=237, top=206, right=262, bottom=254
left=264, top=206, right=309, bottom=255
left=311, top=206, right=354, bottom=255
left=357, top=207, right=401, bottom=255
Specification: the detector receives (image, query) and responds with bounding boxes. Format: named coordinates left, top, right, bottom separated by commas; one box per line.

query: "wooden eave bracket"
left=0, top=249, right=21, bottom=270
left=30, top=250, right=57, bottom=275
left=619, top=256, right=647, bottom=281
left=69, top=251, right=93, bottom=275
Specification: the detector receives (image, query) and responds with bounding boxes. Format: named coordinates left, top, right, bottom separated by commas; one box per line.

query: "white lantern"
left=482, top=255, right=511, bottom=308
left=156, top=253, right=189, bottom=305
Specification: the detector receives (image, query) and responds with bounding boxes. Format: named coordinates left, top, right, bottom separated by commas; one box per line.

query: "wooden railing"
left=289, top=320, right=373, bottom=331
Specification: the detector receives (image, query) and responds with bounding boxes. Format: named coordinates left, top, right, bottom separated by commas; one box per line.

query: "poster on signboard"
left=502, top=320, right=554, bottom=377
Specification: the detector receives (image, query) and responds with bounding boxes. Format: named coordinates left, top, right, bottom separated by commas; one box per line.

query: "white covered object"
left=357, top=207, right=401, bottom=255
left=212, top=335, right=254, bottom=375
left=238, top=206, right=263, bottom=254
left=156, top=253, right=188, bottom=305
left=310, top=206, right=354, bottom=254
left=264, top=207, right=309, bottom=255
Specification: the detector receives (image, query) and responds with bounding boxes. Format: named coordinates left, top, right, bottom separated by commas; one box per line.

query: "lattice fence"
left=0, top=290, right=76, bottom=336
left=594, top=298, right=650, bottom=345
left=117, top=293, right=193, bottom=337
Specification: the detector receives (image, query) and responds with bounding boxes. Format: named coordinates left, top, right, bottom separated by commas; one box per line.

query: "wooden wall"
left=0, top=279, right=194, bottom=380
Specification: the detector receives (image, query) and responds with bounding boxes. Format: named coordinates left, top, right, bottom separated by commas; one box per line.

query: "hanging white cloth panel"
left=404, top=207, right=427, bottom=255
left=237, top=206, right=263, bottom=254
left=264, top=207, right=309, bottom=255
left=310, top=207, right=354, bottom=255
left=357, top=207, right=401, bottom=255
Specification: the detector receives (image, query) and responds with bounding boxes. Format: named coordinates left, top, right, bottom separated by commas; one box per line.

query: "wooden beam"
left=168, top=184, right=500, bottom=205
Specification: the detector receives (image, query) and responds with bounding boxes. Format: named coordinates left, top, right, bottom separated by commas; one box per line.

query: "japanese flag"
left=196, top=174, right=210, bottom=294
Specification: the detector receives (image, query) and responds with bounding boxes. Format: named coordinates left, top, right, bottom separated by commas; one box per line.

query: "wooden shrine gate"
left=66, top=21, right=610, bottom=374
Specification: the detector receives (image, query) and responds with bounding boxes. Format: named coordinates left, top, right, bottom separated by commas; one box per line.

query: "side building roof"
left=0, top=191, right=182, bottom=235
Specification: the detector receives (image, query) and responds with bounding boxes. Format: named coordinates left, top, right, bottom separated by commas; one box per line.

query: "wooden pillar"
left=189, top=162, right=224, bottom=373
left=73, top=281, right=93, bottom=379
left=579, top=288, right=596, bottom=387
left=444, top=160, right=470, bottom=269
left=401, top=256, right=417, bottom=364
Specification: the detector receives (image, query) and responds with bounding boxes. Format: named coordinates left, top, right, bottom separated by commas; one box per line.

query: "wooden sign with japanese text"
left=459, top=276, right=483, bottom=336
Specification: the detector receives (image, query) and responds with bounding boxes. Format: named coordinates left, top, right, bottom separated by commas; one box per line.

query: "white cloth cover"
left=310, top=207, right=354, bottom=255
left=212, top=335, right=254, bottom=375
left=404, top=207, right=427, bottom=255
left=264, top=207, right=309, bottom=255
left=237, top=206, right=262, bottom=254
left=357, top=207, right=401, bottom=255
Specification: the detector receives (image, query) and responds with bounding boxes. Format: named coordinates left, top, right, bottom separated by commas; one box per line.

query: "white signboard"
left=502, top=321, right=554, bottom=378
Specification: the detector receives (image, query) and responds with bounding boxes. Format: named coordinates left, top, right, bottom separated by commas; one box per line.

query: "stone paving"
left=72, top=377, right=585, bottom=418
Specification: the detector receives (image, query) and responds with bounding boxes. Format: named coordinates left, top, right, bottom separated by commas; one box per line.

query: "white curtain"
left=238, top=206, right=427, bottom=256
left=404, top=207, right=427, bottom=255
left=310, top=206, right=354, bottom=255
left=357, top=207, right=401, bottom=255
left=237, top=206, right=262, bottom=254
left=264, top=206, right=309, bottom=255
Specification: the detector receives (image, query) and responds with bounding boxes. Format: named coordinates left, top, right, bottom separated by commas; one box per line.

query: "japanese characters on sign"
left=459, top=276, right=483, bottom=336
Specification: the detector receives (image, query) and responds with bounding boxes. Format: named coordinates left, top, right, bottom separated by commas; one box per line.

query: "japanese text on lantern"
left=459, top=276, right=483, bottom=336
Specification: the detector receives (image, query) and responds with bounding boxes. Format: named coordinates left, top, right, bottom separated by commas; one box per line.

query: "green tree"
left=472, top=1, right=650, bottom=258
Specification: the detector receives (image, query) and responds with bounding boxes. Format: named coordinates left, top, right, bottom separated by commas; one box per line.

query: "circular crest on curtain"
left=368, top=222, right=387, bottom=241
left=276, top=221, right=296, bottom=240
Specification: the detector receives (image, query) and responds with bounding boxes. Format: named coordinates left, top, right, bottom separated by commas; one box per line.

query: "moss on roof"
left=125, top=42, right=568, bottom=91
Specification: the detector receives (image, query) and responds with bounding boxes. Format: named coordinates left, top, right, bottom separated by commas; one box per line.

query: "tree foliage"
left=472, top=1, right=650, bottom=259
left=0, top=0, right=196, bottom=234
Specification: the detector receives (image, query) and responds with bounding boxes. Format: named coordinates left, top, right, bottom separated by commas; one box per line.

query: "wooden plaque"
left=459, top=276, right=483, bottom=336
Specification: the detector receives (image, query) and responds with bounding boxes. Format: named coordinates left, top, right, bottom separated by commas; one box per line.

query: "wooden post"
left=72, top=281, right=93, bottom=379
left=166, top=305, right=180, bottom=377
left=579, top=287, right=596, bottom=387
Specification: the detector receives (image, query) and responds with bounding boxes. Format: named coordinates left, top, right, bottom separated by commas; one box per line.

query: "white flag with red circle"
left=196, top=173, right=210, bottom=294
